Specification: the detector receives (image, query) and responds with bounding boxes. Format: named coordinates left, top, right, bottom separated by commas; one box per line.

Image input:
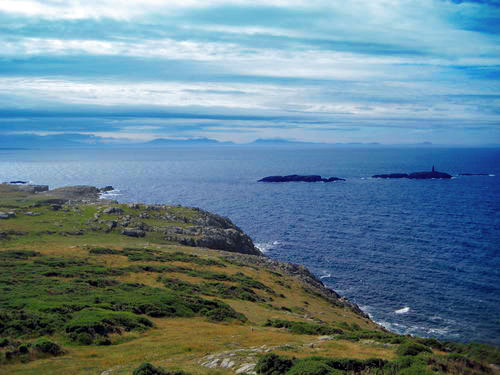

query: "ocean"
left=1, top=146, right=499, bottom=346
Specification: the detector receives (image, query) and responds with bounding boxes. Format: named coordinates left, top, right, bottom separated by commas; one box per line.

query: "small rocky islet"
left=258, top=175, right=345, bottom=183
left=372, top=166, right=452, bottom=179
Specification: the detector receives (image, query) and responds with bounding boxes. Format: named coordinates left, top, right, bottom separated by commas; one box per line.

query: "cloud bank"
left=0, top=0, right=499, bottom=144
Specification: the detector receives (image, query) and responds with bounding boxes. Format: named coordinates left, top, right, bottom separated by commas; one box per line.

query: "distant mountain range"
left=1, top=133, right=496, bottom=148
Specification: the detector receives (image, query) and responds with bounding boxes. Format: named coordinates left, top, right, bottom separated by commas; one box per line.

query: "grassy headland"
left=0, top=184, right=498, bottom=375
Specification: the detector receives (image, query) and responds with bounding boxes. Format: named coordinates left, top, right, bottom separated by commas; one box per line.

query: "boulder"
left=121, top=229, right=146, bottom=238
left=99, top=186, right=114, bottom=192
left=0, top=212, right=16, bottom=219
left=102, top=207, right=124, bottom=215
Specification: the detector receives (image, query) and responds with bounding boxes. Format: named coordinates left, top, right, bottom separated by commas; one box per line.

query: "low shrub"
left=0, top=250, right=40, bottom=259
left=33, top=338, right=63, bottom=356
left=132, top=362, right=191, bottom=375
left=133, top=362, right=167, bottom=375
left=287, top=358, right=341, bottom=375
left=65, top=309, right=153, bottom=344
left=256, top=355, right=387, bottom=375
left=396, top=342, right=432, bottom=356
left=443, top=341, right=500, bottom=365
left=383, top=356, right=432, bottom=375
left=415, top=337, right=444, bottom=350
left=255, top=353, right=294, bottom=375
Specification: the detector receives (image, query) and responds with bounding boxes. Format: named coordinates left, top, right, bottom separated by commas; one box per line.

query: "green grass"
left=0, top=252, right=246, bottom=344
left=90, top=247, right=226, bottom=267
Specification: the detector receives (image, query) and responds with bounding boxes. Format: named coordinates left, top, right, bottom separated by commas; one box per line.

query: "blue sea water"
left=1, top=146, right=499, bottom=345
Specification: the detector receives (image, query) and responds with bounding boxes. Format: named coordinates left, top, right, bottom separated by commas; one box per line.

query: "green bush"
left=256, top=355, right=387, bottom=375
left=33, top=338, right=63, bottom=356
left=204, top=307, right=246, bottom=322
left=0, top=250, right=40, bottom=259
left=396, top=342, right=432, bottom=356
left=383, top=356, right=430, bottom=374
left=443, top=341, right=500, bottom=365
left=415, top=337, right=444, bottom=350
left=255, top=353, right=294, bottom=375
left=133, top=362, right=167, bottom=375
left=65, top=309, right=153, bottom=344
left=287, top=358, right=341, bottom=375
left=132, top=362, right=191, bottom=375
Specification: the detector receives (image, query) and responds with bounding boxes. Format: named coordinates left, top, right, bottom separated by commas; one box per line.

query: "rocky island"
left=0, top=184, right=498, bottom=375
left=373, top=167, right=452, bottom=180
left=259, top=175, right=345, bottom=183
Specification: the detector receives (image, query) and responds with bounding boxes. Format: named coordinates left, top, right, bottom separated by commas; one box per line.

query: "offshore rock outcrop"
left=408, top=170, right=452, bottom=179
left=373, top=167, right=452, bottom=180
left=372, top=173, right=408, bottom=179
left=259, top=175, right=345, bottom=183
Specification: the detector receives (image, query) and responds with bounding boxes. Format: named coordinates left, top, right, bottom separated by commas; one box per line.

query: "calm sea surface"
left=1, top=146, right=499, bottom=345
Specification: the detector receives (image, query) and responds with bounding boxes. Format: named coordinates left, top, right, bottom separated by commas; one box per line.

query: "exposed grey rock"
left=0, top=212, right=15, bottom=219
left=121, top=229, right=145, bottom=238
left=102, top=207, right=124, bottom=215
left=42, top=185, right=101, bottom=200
left=14, top=184, right=49, bottom=193
left=99, top=186, right=114, bottom=192
left=236, top=363, right=256, bottom=374
left=318, top=336, right=334, bottom=341
left=178, top=227, right=261, bottom=255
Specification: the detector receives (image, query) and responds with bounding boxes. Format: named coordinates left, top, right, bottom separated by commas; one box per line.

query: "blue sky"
left=0, top=0, right=499, bottom=144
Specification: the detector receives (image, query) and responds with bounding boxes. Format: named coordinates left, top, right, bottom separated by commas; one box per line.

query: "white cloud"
left=0, top=0, right=313, bottom=20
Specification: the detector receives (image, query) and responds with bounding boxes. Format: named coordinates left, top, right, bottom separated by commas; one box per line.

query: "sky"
left=0, top=0, right=499, bottom=145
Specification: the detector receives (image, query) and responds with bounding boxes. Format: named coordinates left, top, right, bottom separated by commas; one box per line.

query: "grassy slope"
left=0, top=185, right=498, bottom=375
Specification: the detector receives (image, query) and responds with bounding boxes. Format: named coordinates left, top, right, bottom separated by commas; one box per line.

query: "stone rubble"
left=198, top=338, right=337, bottom=374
